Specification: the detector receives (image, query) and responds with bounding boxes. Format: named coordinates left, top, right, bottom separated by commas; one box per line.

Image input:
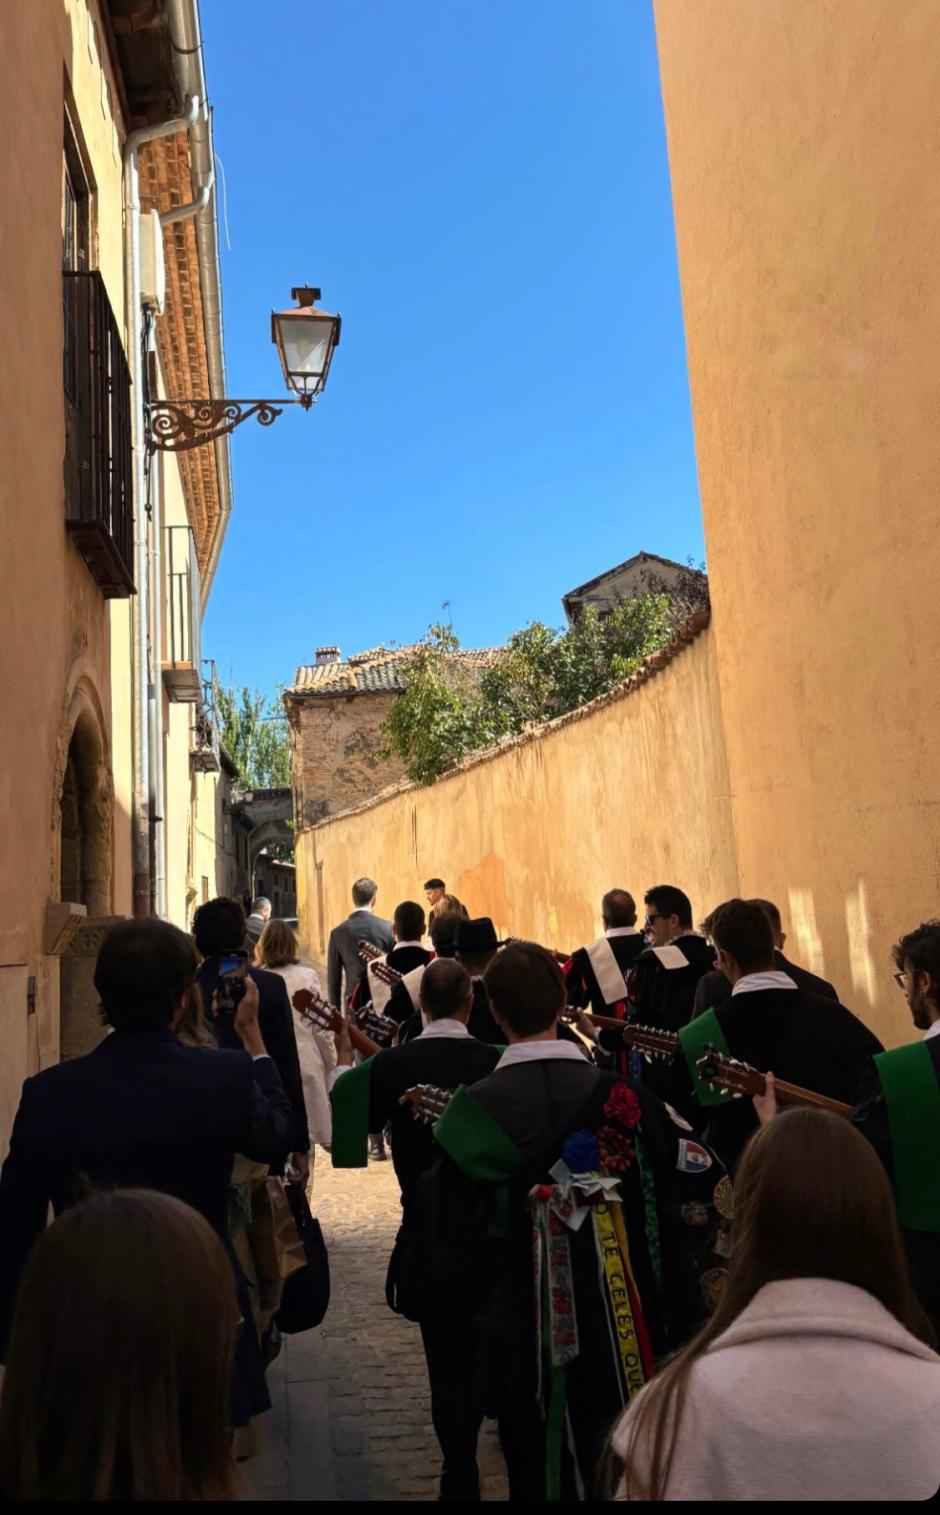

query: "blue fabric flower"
left=562, top=1129, right=600, bottom=1173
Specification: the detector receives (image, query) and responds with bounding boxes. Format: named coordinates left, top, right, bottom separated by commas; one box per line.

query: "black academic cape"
left=681, top=986, right=883, bottom=1173
left=852, top=1036, right=940, bottom=1338
left=692, top=951, right=838, bottom=1018
left=565, top=932, right=646, bottom=1016
left=418, top=1055, right=728, bottom=1501
left=609, top=934, right=716, bottom=1103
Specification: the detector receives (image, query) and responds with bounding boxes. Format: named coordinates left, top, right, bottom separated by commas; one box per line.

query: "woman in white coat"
left=255, top=919, right=335, bottom=1189
left=612, top=1108, right=940, bottom=1502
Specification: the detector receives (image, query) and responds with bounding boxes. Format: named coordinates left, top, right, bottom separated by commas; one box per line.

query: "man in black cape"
left=692, top=896, right=838, bottom=1016
left=419, top=943, right=728, bottom=1502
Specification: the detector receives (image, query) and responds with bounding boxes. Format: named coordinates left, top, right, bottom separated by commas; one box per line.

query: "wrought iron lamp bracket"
left=146, top=395, right=314, bottom=453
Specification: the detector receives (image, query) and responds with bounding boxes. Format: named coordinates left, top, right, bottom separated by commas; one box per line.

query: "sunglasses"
left=645, top=913, right=664, bottom=926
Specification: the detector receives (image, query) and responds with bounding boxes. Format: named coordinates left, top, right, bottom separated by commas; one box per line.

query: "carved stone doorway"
left=56, top=692, right=115, bottom=1059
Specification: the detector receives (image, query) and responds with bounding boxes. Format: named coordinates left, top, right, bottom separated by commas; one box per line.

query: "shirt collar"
left=731, top=969, right=800, bottom=997
left=923, top=1021, right=940, bottom=1041
left=605, top=926, right=639, bottom=938
left=393, top=940, right=424, bottom=950
left=495, top=1039, right=589, bottom=1070
left=418, top=1018, right=471, bottom=1040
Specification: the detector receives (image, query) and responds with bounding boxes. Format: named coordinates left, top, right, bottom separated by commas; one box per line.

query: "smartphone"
left=216, top=949, right=249, bottom=1013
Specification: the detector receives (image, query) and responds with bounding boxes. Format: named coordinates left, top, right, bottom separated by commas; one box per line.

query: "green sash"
left=678, top=1009, right=733, bottom=1108
left=874, top=1042, right=940, bottom=1231
left=434, top=1085, right=523, bottom=1182
left=330, top=1057, right=376, bottom=1169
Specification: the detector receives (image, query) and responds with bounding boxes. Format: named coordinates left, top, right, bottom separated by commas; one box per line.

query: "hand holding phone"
left=216, top=949, right=249, bottom=1013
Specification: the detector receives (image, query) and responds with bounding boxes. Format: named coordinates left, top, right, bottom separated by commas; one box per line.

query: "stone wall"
left=288, top=692, right=408, bottom=829
left=297, top=619, right=740, bottom=964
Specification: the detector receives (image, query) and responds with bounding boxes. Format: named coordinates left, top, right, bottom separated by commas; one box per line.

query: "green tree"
left=381, top=573, right=709, bottom=785
left=217, top=684, right=292, bottom=789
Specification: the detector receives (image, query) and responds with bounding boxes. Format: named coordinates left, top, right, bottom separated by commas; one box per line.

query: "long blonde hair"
left=255, top=918, right=300, bottom=970
left=618, top=1109, right=932, bottom=1499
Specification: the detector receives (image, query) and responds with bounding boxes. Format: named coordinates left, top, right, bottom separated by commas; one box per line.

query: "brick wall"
left=290, top=692, right=407, bottom=827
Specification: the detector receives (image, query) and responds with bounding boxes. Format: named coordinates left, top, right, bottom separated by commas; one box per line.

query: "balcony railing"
left=63, top=271, right=134, bottom=597
left=163, top=525, right=202, bottom=702
left=192, top=660, right=221, bottom=773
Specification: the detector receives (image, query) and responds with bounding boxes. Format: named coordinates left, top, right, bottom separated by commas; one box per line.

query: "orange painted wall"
left=654, top=0, right=940, bottom=1045
left=0, top=0, right=130, bottom=1140
left=298, top=625, right=739, bottom=965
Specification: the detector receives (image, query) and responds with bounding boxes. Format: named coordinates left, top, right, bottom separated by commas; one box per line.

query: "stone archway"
left=53, top=679, right=116, bottom=1060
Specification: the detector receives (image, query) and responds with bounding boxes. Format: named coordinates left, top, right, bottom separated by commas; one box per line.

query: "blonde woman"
left=255, top=920, right=335, bottom=1176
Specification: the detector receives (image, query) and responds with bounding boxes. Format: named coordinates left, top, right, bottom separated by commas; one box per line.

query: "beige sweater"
left=613, top=1277, right=940, bottom=1501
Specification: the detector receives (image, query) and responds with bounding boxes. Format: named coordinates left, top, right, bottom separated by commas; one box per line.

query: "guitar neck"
left=349, top=1024, right=381, bottom=1059
left=762, top=1077, right=852, bottom=1117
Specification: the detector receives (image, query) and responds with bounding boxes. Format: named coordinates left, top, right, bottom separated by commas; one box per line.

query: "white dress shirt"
left=605, top=926, right=640, bottom=938
left=418, top=1017, right=471, bottom=1039
left=731, top=970, right=799, bottom=997
left=923, top=1021, right=940, bottom=1041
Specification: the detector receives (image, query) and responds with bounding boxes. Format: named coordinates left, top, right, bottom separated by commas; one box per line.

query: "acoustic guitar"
left=291, top=987, right=391, bottom=1057
left=399, top=1083, right=453, bottom=1124
left=695, top=1049, right=853, bottom=1117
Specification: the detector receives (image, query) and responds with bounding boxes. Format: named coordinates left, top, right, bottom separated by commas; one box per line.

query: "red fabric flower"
left=596, top=1125, right=635, bottom=1173
left=604, top=1083, right=642, bottom=1130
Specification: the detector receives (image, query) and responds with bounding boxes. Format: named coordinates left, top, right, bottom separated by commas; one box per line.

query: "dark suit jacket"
left=565, top=932, right=646, bottom=1014
left=328, top=909, right=395, bottom=1010
left=197, top=960, right=309, bottom=1157
left=685, top=986, right=883, bottom=1172
left=365, top=1034, right=501, bottom=1215
left=0, top=1028, right=292, bottom=1356
left=692, top=950, right=839, bottom=1018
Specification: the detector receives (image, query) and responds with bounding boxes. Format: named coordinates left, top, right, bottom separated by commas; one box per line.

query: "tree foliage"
left=217, top=684, right=291, bottom=790
left=381, top=567, right=709, bottom=785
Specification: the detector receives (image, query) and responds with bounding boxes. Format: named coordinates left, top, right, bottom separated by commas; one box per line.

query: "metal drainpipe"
left=124, top=95, right=199, bottom=918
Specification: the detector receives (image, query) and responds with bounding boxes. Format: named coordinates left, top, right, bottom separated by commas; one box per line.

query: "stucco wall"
left=654, top=0, right=940, bottom=1047
left=0, top=0, right=130, bottom=1135
left=298, top=624, right=738, bottom=961
left=289, top=691, right=408, bottom=827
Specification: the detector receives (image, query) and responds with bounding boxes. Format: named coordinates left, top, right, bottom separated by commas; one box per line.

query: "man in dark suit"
left=684, top=899, right=882, bottom=1172
left=0, top=919, right=292, bottom=1425
left=331, top=959, right=502, bottom=1502
left=692, top=896, right=838, bottom=1017
left=565, top=888, right=646, bottom=1016
left=327, top=876, right=395, bottom=1012
left=193, top=897, right=309, bottom=1186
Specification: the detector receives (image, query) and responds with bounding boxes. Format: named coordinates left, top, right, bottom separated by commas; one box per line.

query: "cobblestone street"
left=242, top=1154, right=508, bottom=1502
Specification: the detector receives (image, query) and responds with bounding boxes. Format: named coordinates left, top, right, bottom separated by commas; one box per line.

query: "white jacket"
left=271, top=963, right=335, bottom=1148
left=613, top=1277, right=940, bottom=1501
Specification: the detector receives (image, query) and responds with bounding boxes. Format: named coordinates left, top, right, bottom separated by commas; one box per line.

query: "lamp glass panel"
left=278, top=315, right=333, bottom=380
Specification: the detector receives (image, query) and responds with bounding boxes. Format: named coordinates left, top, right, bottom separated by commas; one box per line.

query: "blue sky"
left=200, top=0, right=703, bottom=696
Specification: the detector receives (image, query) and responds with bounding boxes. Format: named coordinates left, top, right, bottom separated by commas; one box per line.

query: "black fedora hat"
left=454, top=917, right=501, bottom=954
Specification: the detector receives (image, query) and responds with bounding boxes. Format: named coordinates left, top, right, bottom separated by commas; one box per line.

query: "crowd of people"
left=0, top=873, right=937, bottom=1500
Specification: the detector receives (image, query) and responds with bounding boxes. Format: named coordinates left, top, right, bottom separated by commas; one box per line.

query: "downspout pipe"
left=166, top=0, right=233, bottom=608
left=124, top=93, right=199, bottom=918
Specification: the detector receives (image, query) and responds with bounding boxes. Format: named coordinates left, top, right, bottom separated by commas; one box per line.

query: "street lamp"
left=147, top=284, right=341, bottom=452
left=271, top=286, right=342, bottom=409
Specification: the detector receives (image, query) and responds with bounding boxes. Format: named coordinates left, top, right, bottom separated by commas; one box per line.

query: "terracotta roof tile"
left=287, top=644, right=502, bottom=698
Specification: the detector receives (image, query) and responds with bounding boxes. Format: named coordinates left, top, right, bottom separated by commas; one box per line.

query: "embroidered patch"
left=700, top=1266, right=728, bottom=1310
left=680, top=1201, right=708, bottom=1227
left=676, top=1139, right=712, bottom=1173
left=664, top=1103, right=693, bottom=1131
left=713, top=1175, right=734, bottom=1219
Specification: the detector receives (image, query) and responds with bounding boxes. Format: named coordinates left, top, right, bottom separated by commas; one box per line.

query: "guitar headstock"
left=292, top=988, right=342, bottom=1035
left=369, top=959, right=402, bottom=987
left=355, top=1006, right=395, bottom=1045
left=621, top=1022, right=679, bottom=1061
left=357, top=940, right=383, bottom=964
left=696, top=1046, right=759, bottom=1100
left=399, top=1083, right=452, bottom=1124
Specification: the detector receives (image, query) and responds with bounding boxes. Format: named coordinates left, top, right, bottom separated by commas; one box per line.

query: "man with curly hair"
left=419, top=942, right=727, bottom=1502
